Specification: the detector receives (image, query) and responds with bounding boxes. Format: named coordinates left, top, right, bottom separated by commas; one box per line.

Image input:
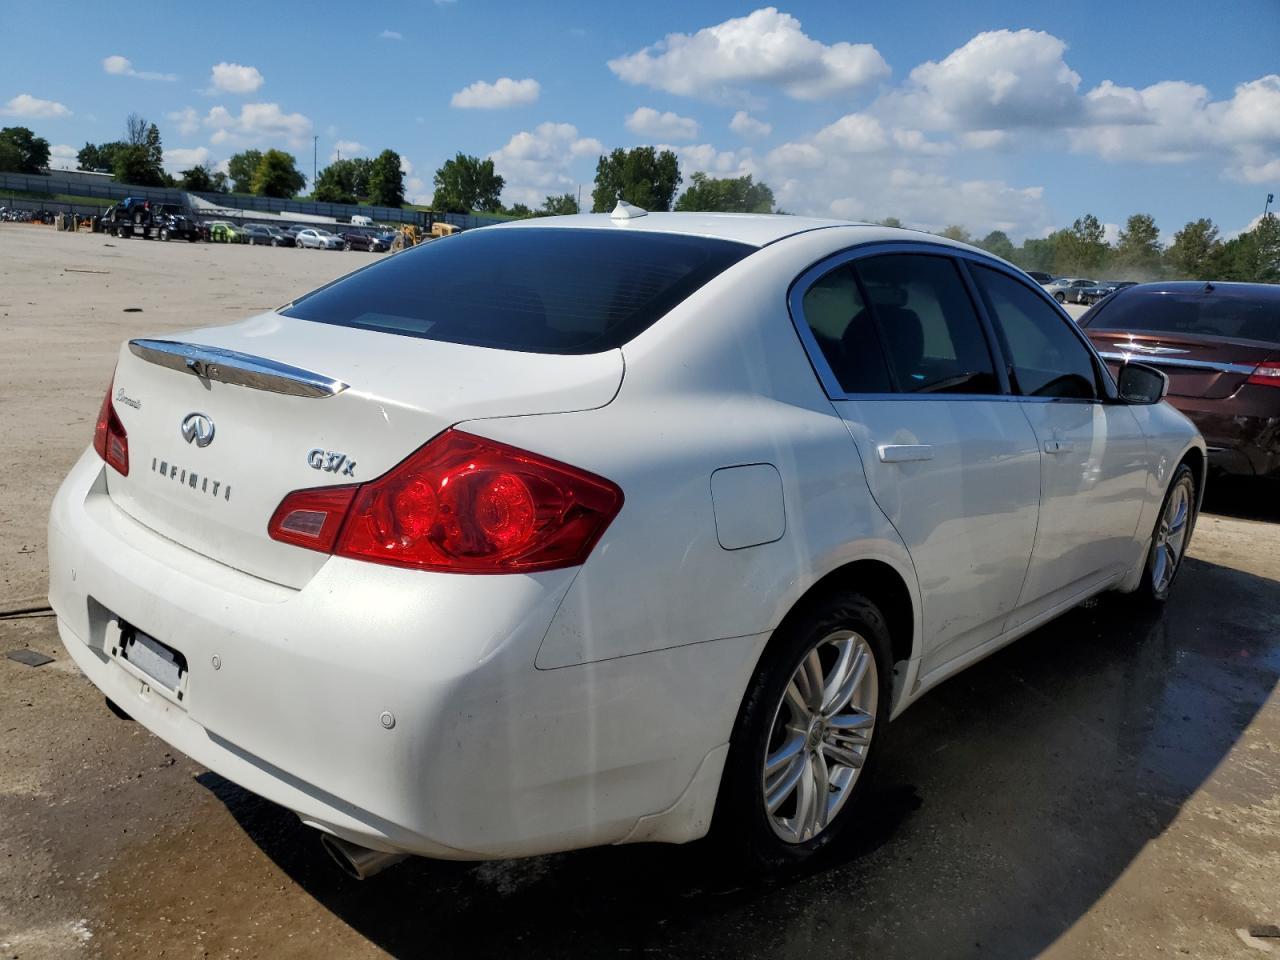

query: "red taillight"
left=267, top=485, right=357, bottom=551
left=269, top=430, right=624, bottom=574
left=92, top=378, right=129, bottom=476
left=1246, top=364, right=1280, bottom=388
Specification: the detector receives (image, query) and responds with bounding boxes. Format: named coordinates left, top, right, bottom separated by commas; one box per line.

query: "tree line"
left=923, top=212, right=1279, bottom=284
left=2, top=119, right=1276, bottom=280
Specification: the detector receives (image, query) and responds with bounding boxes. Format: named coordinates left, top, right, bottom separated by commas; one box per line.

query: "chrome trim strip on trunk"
left=1097, top=351, right=1257, bottom=376
left=127, top=339, right=349, bottom=398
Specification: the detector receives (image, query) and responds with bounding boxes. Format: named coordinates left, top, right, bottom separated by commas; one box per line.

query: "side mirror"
left=1117, top=362, right=1169, bottom=405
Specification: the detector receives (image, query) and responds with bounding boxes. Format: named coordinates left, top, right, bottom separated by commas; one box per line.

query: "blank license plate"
left=121, top=626, right=186, bottom=693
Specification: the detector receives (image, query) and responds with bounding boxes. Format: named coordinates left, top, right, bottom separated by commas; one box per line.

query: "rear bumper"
left=1167, top=397, right=1280, bottom=478
left=48, top=450, right=746, bottom=858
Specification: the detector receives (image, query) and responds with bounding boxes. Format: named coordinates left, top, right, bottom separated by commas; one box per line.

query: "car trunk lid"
left=1088, top=330, right=1274, bottom=399
left=104, top=312, right=623, bottom=589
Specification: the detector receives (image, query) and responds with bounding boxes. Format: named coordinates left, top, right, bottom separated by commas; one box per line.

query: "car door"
left=967, top=263, right=1148, bottom=627
left=790, top=248, right=1042, bottom=673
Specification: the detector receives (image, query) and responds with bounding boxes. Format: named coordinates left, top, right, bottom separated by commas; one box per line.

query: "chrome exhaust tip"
left=319, top=833, right=409, bottom=880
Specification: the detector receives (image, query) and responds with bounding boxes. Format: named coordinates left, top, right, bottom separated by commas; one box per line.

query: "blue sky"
left=2, top=1, right=1277, bottom=241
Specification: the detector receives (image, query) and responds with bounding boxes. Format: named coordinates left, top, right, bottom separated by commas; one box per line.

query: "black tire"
left=1134, top=462, right=1197, bottom=603
left=1054, top=291, right=1066, bottom=303
left=713, top=591, right=893, bottom=874
left=344, top=241, right=352, bottom=251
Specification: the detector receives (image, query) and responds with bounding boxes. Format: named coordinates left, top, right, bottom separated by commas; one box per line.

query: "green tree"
left=179, top=165, right=214, bottom=191
left=877, top=216, right=904, bottom=228
left=591, top=146, right=681, bottom=212
left=1114, top=213, right=1163, bottom=277
left=209, top=171, right=230, bottom=193
left=250, top=149, right=306, bottom=198
left=76, top=140, right=127, bottom=173
left=1205, top=214, right=1280, bottom=283
left=432, top=153, right=505, bottom=213
left=505, top=203, right=535, bottom=218
left=540, top=193, right=579, bottom=216
left=674, top=172, right=774, bottom=213
left=1165, top=218, right=1220, bottom=279
left=313, top=158, right=373, bottom=203
left=368, top=149, right=405, bottom=207
left=226, top=149, right=263, bottom=194
left=1054, top=213, right=1109, bottom=275
left=938, top=224, right=972, bottom=244
left=978, top=230, right=1016, bottom=261
left=0, top=126, right=51, bottom=173
left=109, top=116, right=166, bottom=186
left=1014, top=230, right=1068, bottom=274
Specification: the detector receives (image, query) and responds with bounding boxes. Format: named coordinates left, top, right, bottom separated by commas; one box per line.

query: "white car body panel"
left=48, top=214, right=1205, bottom=860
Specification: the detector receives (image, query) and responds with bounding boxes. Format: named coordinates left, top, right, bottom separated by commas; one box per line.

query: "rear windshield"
left=280, top=227, right=755, bottom=354
left=1085, top=289, right=1279, bottom=345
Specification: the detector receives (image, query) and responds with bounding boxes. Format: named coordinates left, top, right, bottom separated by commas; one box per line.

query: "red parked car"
left=1081, top=281, right=1280, bottom=478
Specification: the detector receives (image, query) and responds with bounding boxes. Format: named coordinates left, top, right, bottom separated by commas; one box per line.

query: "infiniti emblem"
left=181, top=412, right=215, bottom=448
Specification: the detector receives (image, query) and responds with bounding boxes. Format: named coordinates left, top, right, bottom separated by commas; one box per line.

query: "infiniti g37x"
left=49, top=210, right=1204, bottom=876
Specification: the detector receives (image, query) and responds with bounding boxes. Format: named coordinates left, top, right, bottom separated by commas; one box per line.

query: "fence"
left=0, top=170, right=508, bottom=230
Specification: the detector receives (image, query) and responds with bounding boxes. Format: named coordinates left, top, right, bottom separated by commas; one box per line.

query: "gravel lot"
left=2, top=226, right=1278, bottom=960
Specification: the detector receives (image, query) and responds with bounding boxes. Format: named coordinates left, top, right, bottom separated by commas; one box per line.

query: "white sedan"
left=295, top=227, right=343, bottom=250
left=48, top=208, right=1204, bottom=878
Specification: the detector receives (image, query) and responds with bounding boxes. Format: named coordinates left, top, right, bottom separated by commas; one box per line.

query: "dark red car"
left=1080, top=281, right=1280, bottom=478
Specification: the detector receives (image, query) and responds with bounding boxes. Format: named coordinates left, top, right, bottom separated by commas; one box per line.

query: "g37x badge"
left=308, top=448, right=356, bottom=477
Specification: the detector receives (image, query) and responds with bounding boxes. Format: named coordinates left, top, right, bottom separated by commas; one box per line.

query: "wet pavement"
left=3, top=482, right=1278, bottom=959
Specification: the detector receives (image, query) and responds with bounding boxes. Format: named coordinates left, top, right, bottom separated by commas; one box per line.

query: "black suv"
left=101, top=198, right=200, bottom=241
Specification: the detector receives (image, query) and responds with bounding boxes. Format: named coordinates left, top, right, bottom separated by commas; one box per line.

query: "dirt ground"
left=2, top=226, right=1278, bottom=960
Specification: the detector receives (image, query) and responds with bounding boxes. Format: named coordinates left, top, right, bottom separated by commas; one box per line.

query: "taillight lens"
left=267, top=485, right=357, bottom=551
left=269, top=430, right=623, bottom=574
left=92, top=378, right=129, bottom=476
left=1246, top=364, right=1280, bottom=388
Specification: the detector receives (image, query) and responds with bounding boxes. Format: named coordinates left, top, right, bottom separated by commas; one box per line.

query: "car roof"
left=1114, top=280, right=1280, bottom=301
left=492, top=211, right=920, bottom=248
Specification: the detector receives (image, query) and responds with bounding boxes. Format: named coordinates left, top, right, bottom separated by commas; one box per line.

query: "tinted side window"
left=972, top=265, right=1099, bottom=399
left=800, top=265, right=892, bottom=393
left=852, top=254, right=999, bottom=394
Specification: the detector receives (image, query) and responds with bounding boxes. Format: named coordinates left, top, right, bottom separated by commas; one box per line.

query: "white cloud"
left=167, top=106, right=200, bottom=136
left=1, top=93, right=71, bottom=118
left=166, top=146, right=211, bottom=172
left=729, top=110, right=771, bottom=138
left=451, top=77, right=540, bottom=109
left=379, top=29, right=403, bottom=40
left=490, top=121, right=602, bottom=206
left=210, top=62, right=264, bottom=94
left=884, top=29, right=1082, bottom=131
left=202, top=102, right=312, bottom=147
left=625, top=107, right=699, bottom=140
left=49, top=144, right=77, bottom=170
left=664, top=143, right=755, bottom=179
left=330, top=139, right=367, bottom=161
left=406, top=176, right=428, bottom=204
left=608, top=8, right=889, bottom=104
left=101, top=54, right=176, bottom=82
left=399, top=156, right=414, bottom=176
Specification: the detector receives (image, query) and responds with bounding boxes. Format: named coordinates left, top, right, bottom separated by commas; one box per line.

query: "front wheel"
left=1135, top=463, right=1197, bottom=602
left=1054, top=291, right=1066, bottom=303
left=714, top=592, right=891, bottom=872
left=159, top=228, right=169, bottom=241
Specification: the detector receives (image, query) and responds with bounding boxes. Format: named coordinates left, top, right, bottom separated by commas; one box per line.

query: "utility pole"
left=312, top=135, right=318, bottom=186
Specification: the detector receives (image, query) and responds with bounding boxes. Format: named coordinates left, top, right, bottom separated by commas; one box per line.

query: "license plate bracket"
left=113, top=620, right=189, bottom=705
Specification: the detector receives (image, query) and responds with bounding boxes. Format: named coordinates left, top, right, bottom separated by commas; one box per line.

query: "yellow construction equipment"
left=389, top=220, right=458, bottom=252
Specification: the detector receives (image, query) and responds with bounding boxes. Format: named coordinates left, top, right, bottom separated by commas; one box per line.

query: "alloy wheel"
left=1152, top=475, right=1193, bottom=593
left=762, top=630, right=878, bottom=844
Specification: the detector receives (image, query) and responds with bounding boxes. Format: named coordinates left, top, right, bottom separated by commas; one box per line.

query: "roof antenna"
left=611, top=194, right=648, bottom=220
left=1203, top=281, right=1215, bottom=293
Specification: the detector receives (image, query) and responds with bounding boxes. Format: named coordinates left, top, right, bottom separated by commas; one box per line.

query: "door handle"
left=878, top=444, right=934, bottom=463
left=1044, top=439, right=1075, bottom=454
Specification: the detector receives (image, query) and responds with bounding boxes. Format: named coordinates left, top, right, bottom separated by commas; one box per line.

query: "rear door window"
left=851, top=254, right=1000, bottom=394
left=281, top=227, right=754, bottom=354
left=972, top=265, right=1100, bottom=399
left=799, top=265, right=893, bottom=393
